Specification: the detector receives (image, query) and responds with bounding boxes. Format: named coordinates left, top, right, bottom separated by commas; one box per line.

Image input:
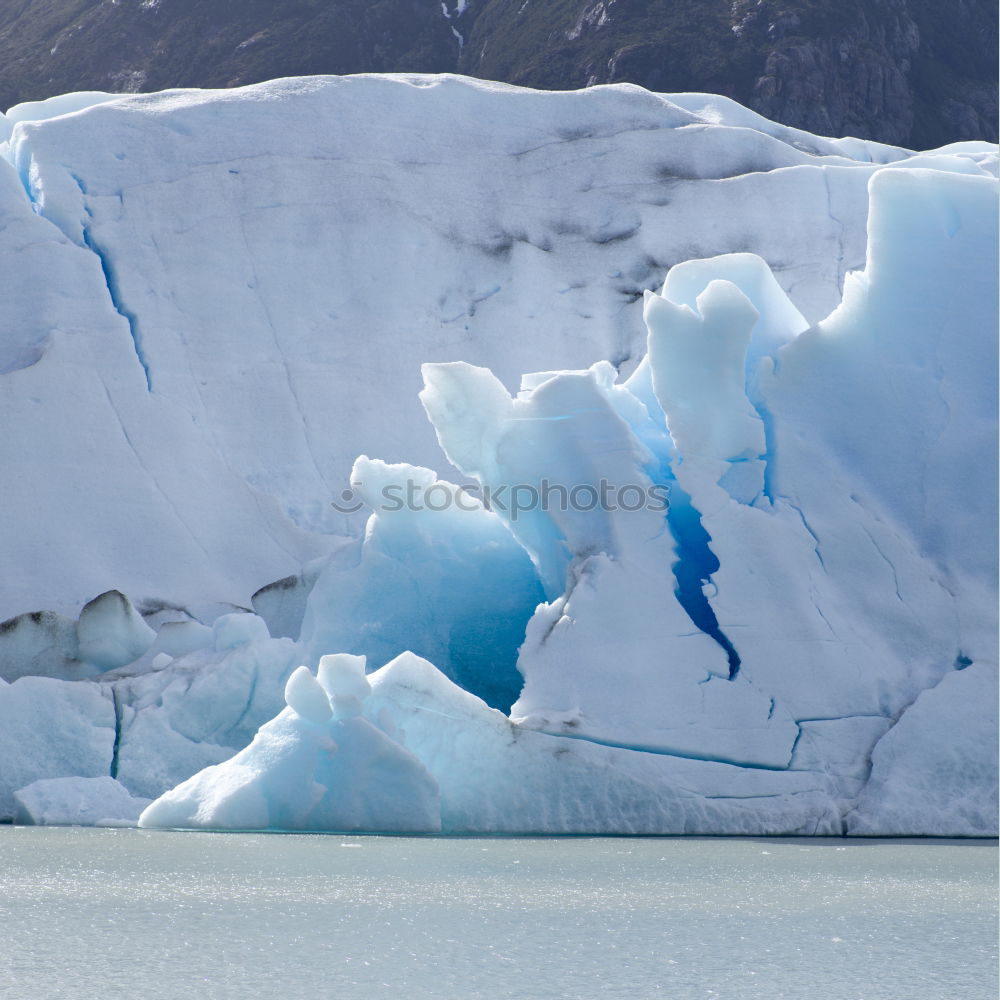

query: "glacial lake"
left=0, top=829, right=995, bottom=1000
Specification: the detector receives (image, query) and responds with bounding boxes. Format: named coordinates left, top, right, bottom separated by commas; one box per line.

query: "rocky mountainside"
left=0, top=0, right=996, bottom=148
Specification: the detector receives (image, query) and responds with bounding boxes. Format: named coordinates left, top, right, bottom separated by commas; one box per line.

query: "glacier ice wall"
left=5, top=74, right=995, bottom=622
left=145, top=155, right=995, bottom=836
left=1, top=76, right=996, bottom=835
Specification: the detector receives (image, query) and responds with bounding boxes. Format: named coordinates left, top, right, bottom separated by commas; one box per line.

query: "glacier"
left=0, top=75, right=996, bottom=835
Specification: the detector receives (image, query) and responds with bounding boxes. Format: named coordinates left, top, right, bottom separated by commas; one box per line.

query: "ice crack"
left=100, top=383, right=214, bottom=562
left=71, top=174, right=152, bottom=391
left=109, top=686, right=125, bottom=780
left=822, top=167, right=847, bottom=294
left=531, top=723, right=788, bottom=771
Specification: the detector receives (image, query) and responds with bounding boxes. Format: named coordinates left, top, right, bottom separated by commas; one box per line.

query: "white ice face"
left=141, top=158, right=997, bottom=836
left=1, top=78, right=996, bottom=835
left=4, top=74, right=993, bottom=626
left=0, top=678, right=116, bottom=819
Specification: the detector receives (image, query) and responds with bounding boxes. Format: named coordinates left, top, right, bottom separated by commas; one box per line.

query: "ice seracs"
left=419, top=356, right=798, bottom=766
left=316, top=652, right=371, bottom=716
left=145, top=158, right=996, bottom=836
left=283, top=664, right=333, bottom=724
left=76, top=590, right=156, bottom=670
left=647, top=280, right=766, bottom=470
left=299, top=456, right=543, bottom=712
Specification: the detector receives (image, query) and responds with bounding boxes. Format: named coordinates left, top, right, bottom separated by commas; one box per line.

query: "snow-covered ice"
left=1, top=76, right=996, bottom=835
left=847, top=663, right=998, bottom=837
left=6, top=75, right=994, bottom=623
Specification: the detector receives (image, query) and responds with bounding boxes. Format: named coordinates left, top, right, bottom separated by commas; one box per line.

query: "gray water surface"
left=0, top=828, right=995, bottom=999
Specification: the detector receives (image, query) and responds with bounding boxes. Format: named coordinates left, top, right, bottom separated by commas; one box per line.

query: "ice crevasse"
left=141, top=164, right=998, bottom=835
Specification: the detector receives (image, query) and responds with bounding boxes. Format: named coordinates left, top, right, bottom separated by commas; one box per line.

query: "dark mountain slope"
left=457, top=0, right=997, bottom=147
left=0, top=0, right=459, bottom=100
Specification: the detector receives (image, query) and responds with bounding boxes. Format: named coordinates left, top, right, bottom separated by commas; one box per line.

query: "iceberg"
left=139, top=656, right=441, bottom=832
